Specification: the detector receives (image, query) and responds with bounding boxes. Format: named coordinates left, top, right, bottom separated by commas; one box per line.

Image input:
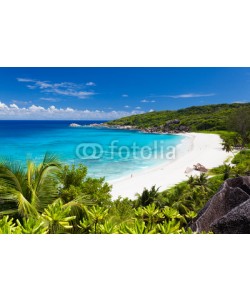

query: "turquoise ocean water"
left=0, top=121, right=185, bottom=180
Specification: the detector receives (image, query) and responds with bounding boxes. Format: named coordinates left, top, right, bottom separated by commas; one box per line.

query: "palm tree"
left=222, top=140, right=232, bottom=152
left=188, top=173, right=211, bottom=194
left=222, top=164, right=232, bottom=180
left=0, top=153, right=62, bottom=218
left=233, top=134, right=243, bottom=149
left=222, top=140, right=235, bottom=156
left=0, top=155, right=94, bottom=234
left=136, top=185, right=160, bottom=207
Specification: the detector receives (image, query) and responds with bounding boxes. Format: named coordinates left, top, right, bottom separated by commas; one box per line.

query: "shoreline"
left=108, top=132, right=231, bottom=200
left=108, top=132, right=192, bottom=184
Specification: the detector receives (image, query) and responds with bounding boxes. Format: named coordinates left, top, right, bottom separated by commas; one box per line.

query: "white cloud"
left=124, top=105, right=130, bottom=108
left=232, top=100, right=249, bottom=104
left=122, top=94, right=128, bottom=97
left=29, top=105, right=45, bottom=111
left=50, top=89, right=94, bottom=98
left=135, top=106, right=141, bottom=109
left=12, top=100, right=32, bottom=105
left=0, top=101, right=144, bottom=120
left=16, top=78, right=34, bottom=82
left=86, top=82, right=96, bottom=86
left=40, top=97, right=59, bottom=102
left=0, top=102, right=8, bottom=109
left=17, top=78, right=95, bottom=99
left=141, top=99, right=156, bottom=103
left=149, top=109, right=154, bottom=112
left=66, top=107, right=74, bottom=112
left=27, top=85, right=37, bottom=90
left=168, top=93, right=215, bottom=99
left=10, top=104, right=19, bottom=109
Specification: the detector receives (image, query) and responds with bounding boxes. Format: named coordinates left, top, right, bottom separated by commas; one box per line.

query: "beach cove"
left=0, top=121, right=231, bottom=200
left=109, top=132, right=231, bottom=199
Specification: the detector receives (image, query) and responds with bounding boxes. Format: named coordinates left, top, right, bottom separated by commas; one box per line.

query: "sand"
left=108, top=133, right=232, bottom=200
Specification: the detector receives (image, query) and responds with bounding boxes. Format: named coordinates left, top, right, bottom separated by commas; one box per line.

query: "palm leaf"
left=0, top=163, right=25, bottom=194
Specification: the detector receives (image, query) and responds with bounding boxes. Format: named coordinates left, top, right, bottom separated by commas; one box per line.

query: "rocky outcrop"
left=69, top=123, right=82, bottom=127
left=178, top=125, right=190, bottom=132
left=143, top=126, right=161, bottom=133
left=142, top=119, right=190, bottom=134
left=190, top=176, right=250, bottom=233
left=164, top=119, right=180, bottom=129
left=211, top=199, right=250, bottom=234
left=163, top=119, right=190, bottom=133
left=193, top=163, right=208, bottom=173
left=103, top=119, right=190, bottom=134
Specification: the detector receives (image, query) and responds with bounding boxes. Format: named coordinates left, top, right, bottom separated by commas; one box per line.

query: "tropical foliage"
left=0, top=148, right=248, bottom=234
left=106, top=103, right=250, bottom=133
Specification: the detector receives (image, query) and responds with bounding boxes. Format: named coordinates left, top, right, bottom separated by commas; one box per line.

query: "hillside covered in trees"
left=106, top=103, right=250, bottom=131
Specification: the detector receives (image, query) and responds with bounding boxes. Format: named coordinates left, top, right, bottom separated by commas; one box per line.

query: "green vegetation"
left=0, top=154, right=112, bottom=234
left=106, top=103, right=250, bottom=132
left=0, top=148, right=249, bottom=234
left=228, top=107, right=250, bottom=147
left=209, top=149, right=250, bottom=178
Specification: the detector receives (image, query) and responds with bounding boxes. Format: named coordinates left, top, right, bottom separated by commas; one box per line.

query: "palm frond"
left=30, top=154, right=62, bottom=212
left=16, top=192, right=39, bottom=218
left=0, top=208, right=18, bottom=217
left=42, top=152, right=62, bottom=168
left=0, top=163, right=26, bottom=194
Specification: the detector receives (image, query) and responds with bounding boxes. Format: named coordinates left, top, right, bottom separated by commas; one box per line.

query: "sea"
left=0, top=120, right=185, bottom=180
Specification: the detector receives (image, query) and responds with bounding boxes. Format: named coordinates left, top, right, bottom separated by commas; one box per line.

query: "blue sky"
left=0, top=67, right=249, bottom=120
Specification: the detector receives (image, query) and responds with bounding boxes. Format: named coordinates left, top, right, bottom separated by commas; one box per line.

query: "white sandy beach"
left=109, top=133, right=232, bottom=200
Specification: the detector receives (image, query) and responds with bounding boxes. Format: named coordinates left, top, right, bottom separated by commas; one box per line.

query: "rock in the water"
left=190, top=176, right=250, bottom=233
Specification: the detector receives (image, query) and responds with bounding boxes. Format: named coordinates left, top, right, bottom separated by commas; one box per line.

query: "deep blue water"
left=0, top=120, right=184, bottom=180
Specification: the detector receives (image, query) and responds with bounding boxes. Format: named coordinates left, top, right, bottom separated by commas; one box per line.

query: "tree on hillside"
left=228, top=107, right=250, bottom=147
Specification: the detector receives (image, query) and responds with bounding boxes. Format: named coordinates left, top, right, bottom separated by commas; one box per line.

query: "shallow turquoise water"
left=0, top=120, right=184, bottom=180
